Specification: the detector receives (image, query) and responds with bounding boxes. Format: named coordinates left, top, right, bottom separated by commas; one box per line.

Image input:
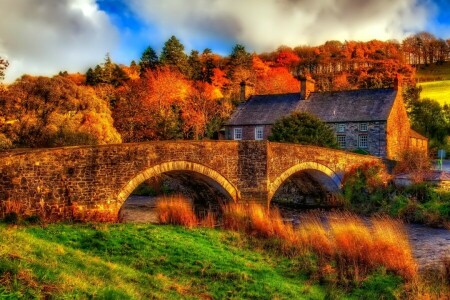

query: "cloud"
left=0, top=0, right=118, bottom=83
left=127, top=0, right=433, bottom=52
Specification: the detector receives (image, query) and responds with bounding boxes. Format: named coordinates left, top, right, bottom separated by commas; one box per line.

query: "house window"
left=358, top=134, right=368, bottom=148
left=359, top=123, right=368, bottom=132
left=255, top=126, right=264, bottom=140
left=233, top=128, right=242, bottom=140
left=337, top=135, right=346, bottom=148
left=337, top=123, right=346, bottom=133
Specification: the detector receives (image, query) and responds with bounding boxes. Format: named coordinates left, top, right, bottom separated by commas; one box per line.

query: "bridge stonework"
left=0, top=141, right=380, bottom=220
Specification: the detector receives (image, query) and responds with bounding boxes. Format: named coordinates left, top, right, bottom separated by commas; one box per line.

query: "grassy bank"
left=0, top=222, right=408, bottom=299
left=418, top=80, right=450, bottom=105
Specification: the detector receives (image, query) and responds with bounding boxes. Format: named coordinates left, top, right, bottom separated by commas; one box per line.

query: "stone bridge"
left=0, top=141, right=380, bottom=219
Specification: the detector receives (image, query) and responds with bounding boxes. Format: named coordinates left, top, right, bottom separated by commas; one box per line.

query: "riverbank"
left=121, top=196, right=450, bottom=270
left=0, top=223, right=406, bottom=299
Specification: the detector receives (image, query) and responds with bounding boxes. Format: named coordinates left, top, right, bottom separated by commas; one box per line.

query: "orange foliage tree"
left=0, top=75, right=121, bottom=147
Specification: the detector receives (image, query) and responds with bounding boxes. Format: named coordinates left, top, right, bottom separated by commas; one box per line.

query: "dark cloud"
left=128, top=0, right=432, bottom=50
left=0, top=0, right=118, bottom=82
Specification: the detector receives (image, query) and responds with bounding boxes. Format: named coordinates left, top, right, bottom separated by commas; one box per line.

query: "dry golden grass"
left=153, top=199, right=418, bottom=283
left=370, top=217, right=417, bottom=280
left=155, top=195, right=197, bottom=228
left=72, top=206, right=119, bottom=223
left=199, top=211, right=217, bottom=228
left=221, top=203, right=249, bottom=232
left=297, top=214, right=334, bottom=258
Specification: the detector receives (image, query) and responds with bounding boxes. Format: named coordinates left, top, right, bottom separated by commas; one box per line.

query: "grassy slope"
left=416, top=62, right=450, bottom=105
left=0, top=224, right=403, bottom=299
left=418, top=80, right=450, bottom=104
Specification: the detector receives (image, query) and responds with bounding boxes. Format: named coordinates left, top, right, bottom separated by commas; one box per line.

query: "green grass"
left=0, top=223, right=405, bottom=299
left=418, top=80, right=450, bottom=104
left=415, top=62, right=450, bottom=104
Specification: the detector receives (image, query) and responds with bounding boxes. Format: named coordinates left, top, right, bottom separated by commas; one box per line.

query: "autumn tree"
left=0, top=75, right=121, bottom=148
left=160, top=36, right=189, bottom=76
left=113, top=67, right=189, bottom=141
left=269, top=112, right=338, bottom=148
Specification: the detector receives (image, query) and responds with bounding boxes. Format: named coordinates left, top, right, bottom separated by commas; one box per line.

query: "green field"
left=0, top=223, right=404, bottom=299
left=416, top=62, right=450, bottom=104
left=418, top=80, right=450, bottom=104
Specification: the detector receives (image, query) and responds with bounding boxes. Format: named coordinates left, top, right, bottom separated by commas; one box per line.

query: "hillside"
left=0, top=223, right=404, bottom=299
left=416, top=62, right=450, bottom=104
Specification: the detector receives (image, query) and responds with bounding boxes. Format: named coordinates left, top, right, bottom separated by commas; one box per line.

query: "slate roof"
left=409, top=129, right=428, bottom=140
left=225, top=89, right=398, bottom=126
left=225, top=93, right=301, bottom=126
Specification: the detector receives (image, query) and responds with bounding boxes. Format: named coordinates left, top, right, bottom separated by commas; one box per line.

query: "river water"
left=120, top=196, right=450, bottom=270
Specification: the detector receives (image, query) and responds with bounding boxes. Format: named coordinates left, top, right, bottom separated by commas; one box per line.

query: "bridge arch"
left=268, top=161, right=342, bottom=204
left=117, top=161, right=239, bottom=205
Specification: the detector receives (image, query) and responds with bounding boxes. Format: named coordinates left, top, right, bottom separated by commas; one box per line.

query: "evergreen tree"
left=160, top=35, right=189, bottom=76
left=229, top=44, right=252, bottom=70
left=101, top=53, right=114, bottom=84
left=0, top=57, right=8, bottom=82
left=139, top=46, right=159, bottom=73
left=188, top=50, right=202, bottom=81
left=85, top=67, right=99, bottom=86
left=201, top=48, right=215, bottom=83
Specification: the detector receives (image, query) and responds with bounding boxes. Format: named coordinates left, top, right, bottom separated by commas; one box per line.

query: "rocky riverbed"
left=120, top=196, right=450, bottom=270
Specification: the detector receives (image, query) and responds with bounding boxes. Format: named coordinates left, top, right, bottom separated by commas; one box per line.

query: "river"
left=120, top=196, right=450, bottom=270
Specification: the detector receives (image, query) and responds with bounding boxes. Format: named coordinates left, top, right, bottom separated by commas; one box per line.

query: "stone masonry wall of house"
left=0, top=141, right=380, bottom=220
left=226, top=125, right=273, bottom=140
left=386, top=91, right=411, bottom=160
left=329, top=122, right=387, bottom=157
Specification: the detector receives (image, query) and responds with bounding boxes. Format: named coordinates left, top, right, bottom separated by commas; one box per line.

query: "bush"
left=268, top=112, right=338, bottom=148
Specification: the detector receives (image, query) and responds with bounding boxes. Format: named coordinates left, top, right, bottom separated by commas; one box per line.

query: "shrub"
left=394, top=148, right=431, bottom=183
left=268, top=112, right=338, bottom=148
left=155, top=195, right=197, bottom=228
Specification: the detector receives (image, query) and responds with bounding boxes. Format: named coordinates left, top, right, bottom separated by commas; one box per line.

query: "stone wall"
left=0, top=141, right=381, bottom=220
left=329, top=122, right=387, bottom=157
left=386, top=91, right=411, bottom=160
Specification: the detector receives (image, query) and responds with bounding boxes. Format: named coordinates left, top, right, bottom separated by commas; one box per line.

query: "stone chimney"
left=240, top=81, right=246, bottom=102
left=394, top=73, right=403, bottom=91
left=300, top=75, right=315, bottom=100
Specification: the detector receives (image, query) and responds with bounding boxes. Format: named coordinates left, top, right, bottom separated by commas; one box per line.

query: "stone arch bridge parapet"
left=0, top=141, right=381, bottom=219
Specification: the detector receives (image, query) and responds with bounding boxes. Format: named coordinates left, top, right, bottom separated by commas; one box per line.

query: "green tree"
left=160, top=35, right=189, bottom=76
left=139, top=46, right=159, bottom=73
left=269, top=112, right=338, bottom=148
left=201, top=48, right=215, bottom=83
left=188, top=50, right=202, bottom=81
left=229, top=44, right=252, bottom=69
left=409, top=98, right=448, bottom=144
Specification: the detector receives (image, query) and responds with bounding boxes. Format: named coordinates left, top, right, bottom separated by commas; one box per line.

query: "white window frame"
left=359, top=122, right=368, bottom=132
left=337, top=135, right=346, bottom=148
left=337, top=123, right=346, bottom=133
left=358, top=134, right=368, bottom=149
left=255, top=126, right=264, bottom=140
left=233, top=128, right=242, bottom=140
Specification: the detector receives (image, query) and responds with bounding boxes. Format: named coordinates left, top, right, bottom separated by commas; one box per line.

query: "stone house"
left=224, top=75, right=428, bottom=160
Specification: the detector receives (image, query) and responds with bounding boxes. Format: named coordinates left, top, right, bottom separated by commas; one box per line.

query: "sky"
left=0, top=0, right=449, bottom=83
